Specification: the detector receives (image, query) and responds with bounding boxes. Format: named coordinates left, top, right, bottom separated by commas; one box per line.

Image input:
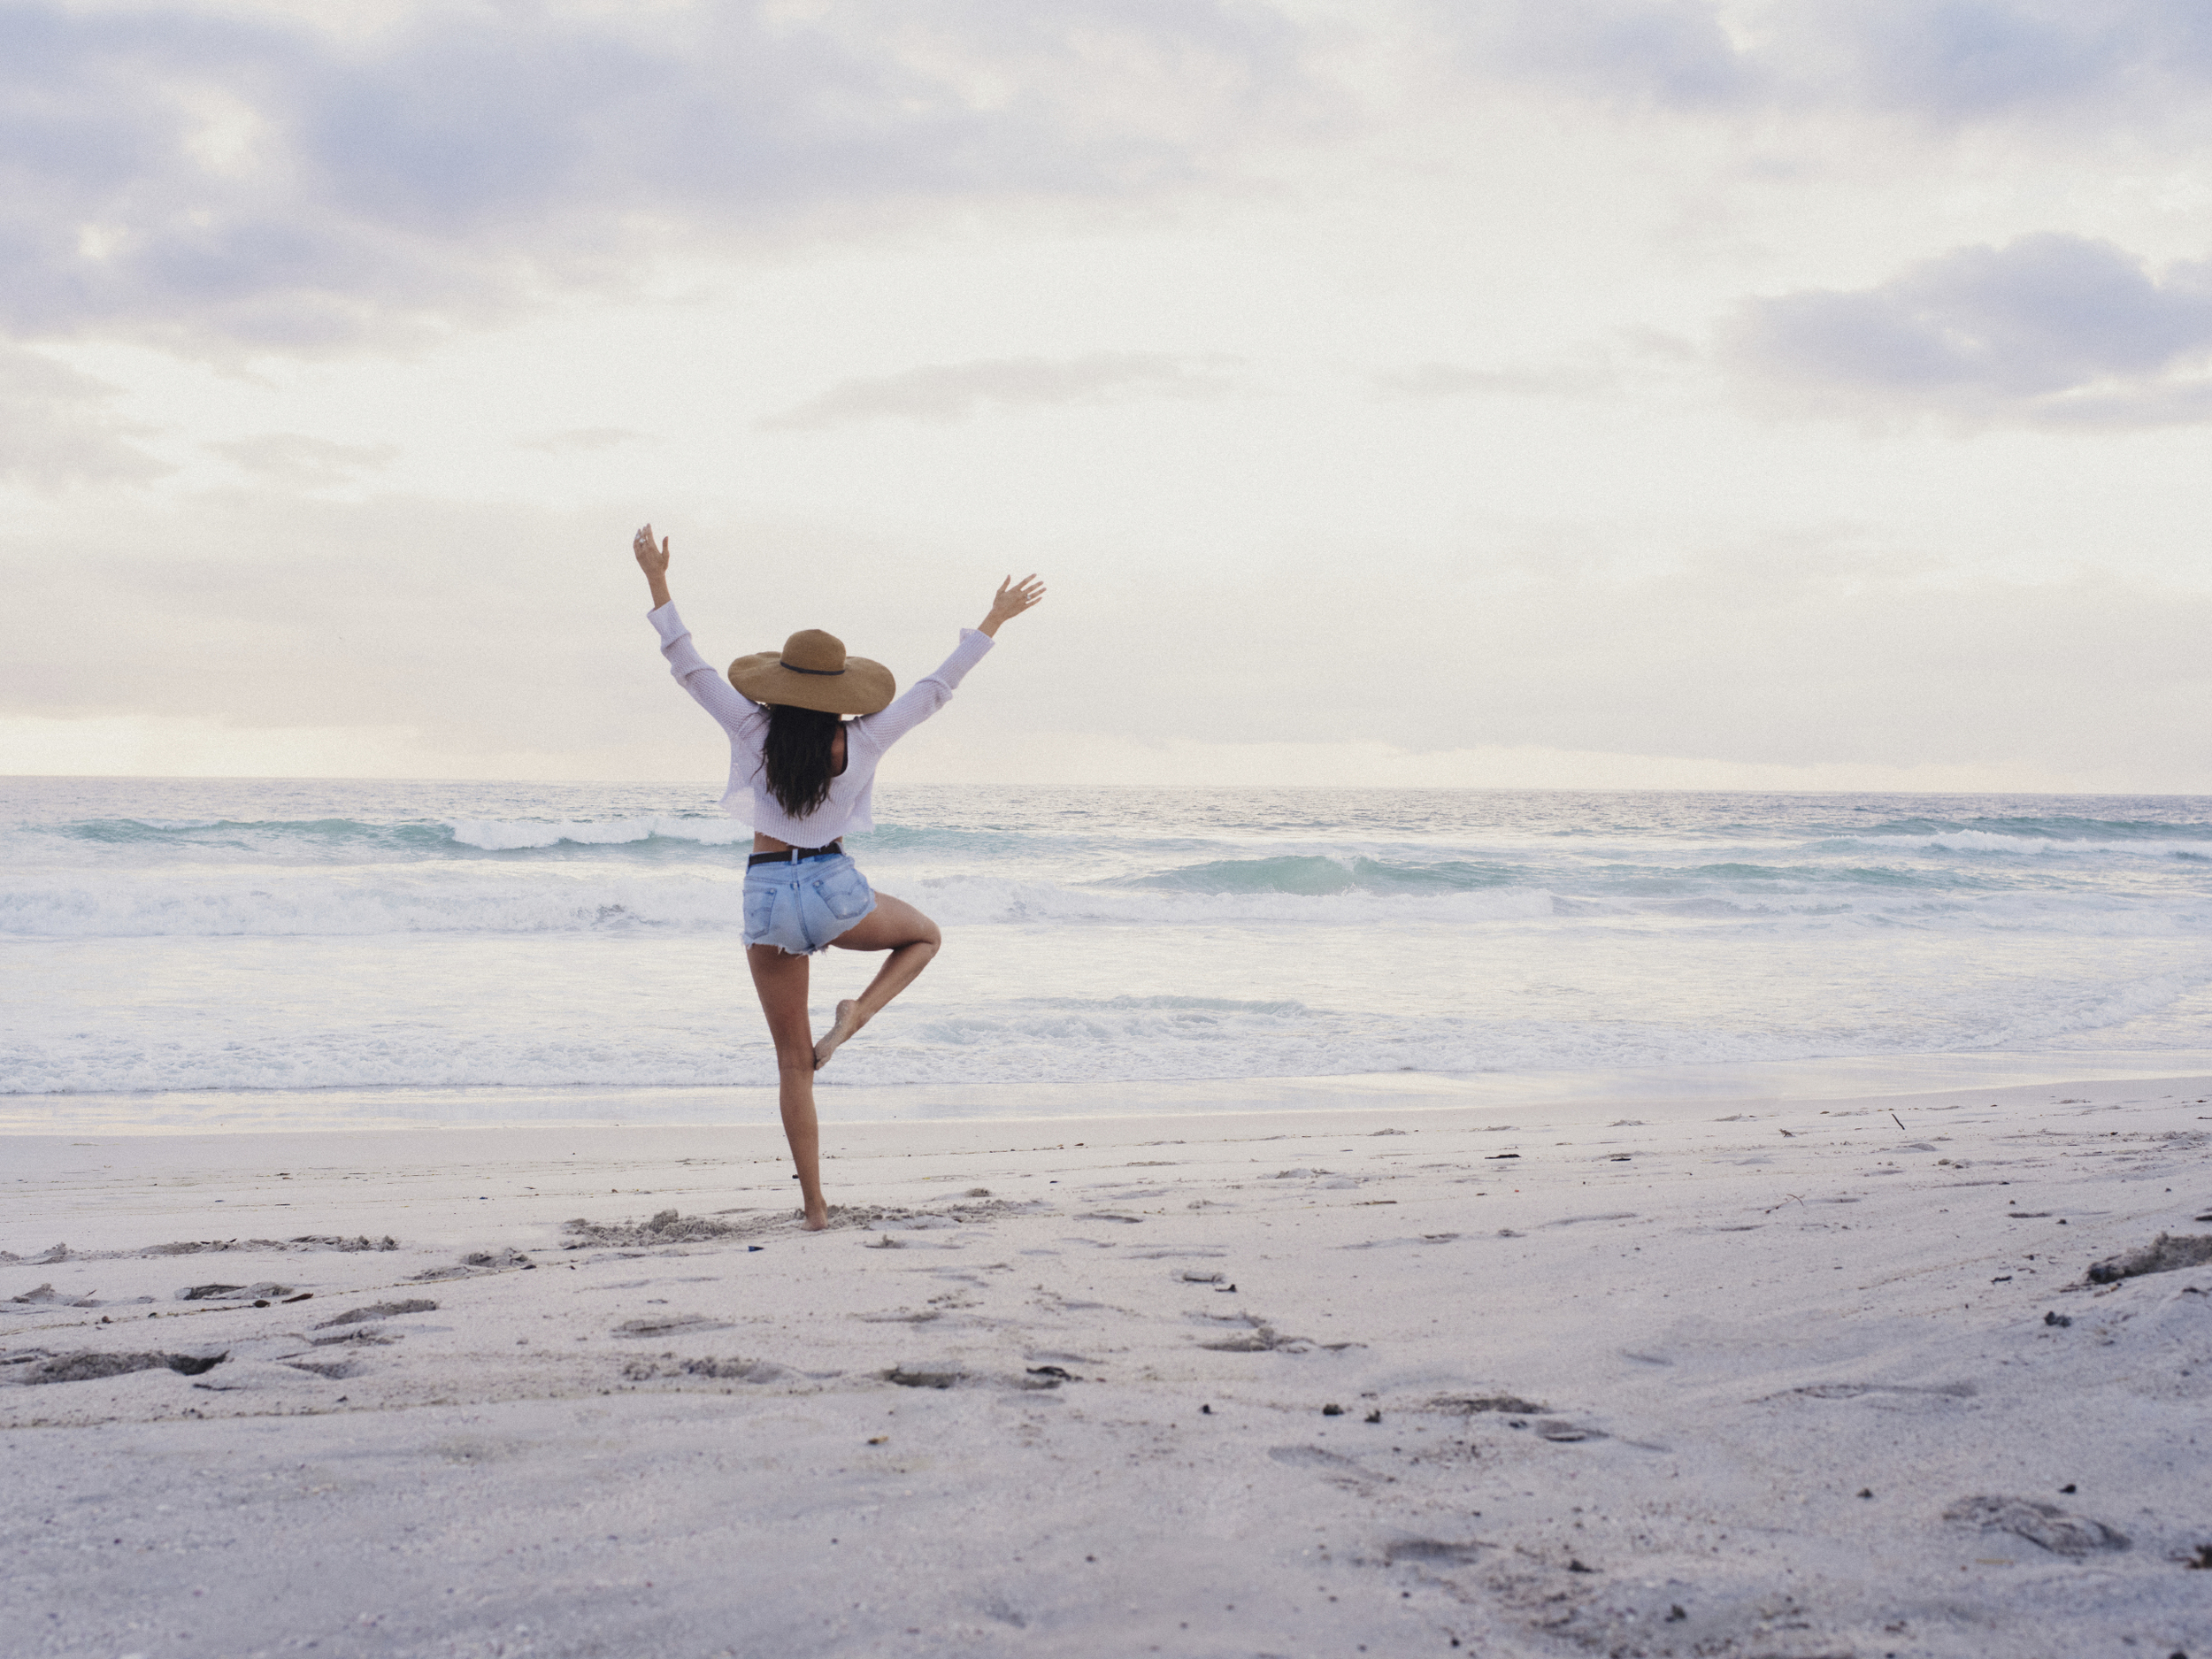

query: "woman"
left=632, top=524, right=1044, bottom=1230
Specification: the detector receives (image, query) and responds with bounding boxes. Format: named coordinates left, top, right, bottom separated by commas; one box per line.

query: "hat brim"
left=728, top=652, right=895, bottom=715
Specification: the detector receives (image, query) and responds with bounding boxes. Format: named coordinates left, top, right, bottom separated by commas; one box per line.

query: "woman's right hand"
left=979, top=573, right=1045, bottom=636
left=634, top=524, right=672, bottom=606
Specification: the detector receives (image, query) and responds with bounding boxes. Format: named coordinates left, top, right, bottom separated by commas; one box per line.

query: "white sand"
left=6, top=1074, right=2211, bottom=1658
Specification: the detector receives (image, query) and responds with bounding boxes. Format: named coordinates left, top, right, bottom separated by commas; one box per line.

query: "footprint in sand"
left=1430, top=1393, right=1548, bottom=1416
left=7, top=1285, right=101, bottom=1309
left=177, top=1282, right=294, bottom=1302
left=314, top=1299, right=438, bottom=1328
left=285, top=1357, right=367, bottom=1380
left=614, top=1314, right=733, bottom=1337
left=1534, top=1418, right=1606, bottom=1442
left=19, top=1350, right=227, bottom=1384
left=1268, top=1444, right=1360, bottom=1470
left=1383, top=1539, right=1487, bottom=1565
left=1194, top=1314, right=1310, bottom=1352
left=1945, top=1495, right=2129, bottom=1556
left=409, top=1248, right=535, bottom=1281
left=1777, top=1381, right=1974, bottom=1402
left=309, top=1327, right=399, bottom=1348
left=883, top=1366, right=964, bottom=1389
left=621, top=1356, right=788, bottom=1383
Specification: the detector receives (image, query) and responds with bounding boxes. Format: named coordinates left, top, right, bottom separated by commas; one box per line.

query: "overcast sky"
left=4, top=0, right=2210, bottom=792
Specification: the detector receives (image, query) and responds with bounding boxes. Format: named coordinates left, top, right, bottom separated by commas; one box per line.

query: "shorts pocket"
left=813, top=862, right=875, bottom=921
left=741, top=884, right=779, bottom=940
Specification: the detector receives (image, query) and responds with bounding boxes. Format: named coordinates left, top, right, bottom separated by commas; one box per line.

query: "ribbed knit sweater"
left=649, top=602, right=994, bottom=842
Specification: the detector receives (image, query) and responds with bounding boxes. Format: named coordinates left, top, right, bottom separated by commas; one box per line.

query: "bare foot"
left=803, top=1202, right=829, bottom=1232
left=812, top=999, right=864, bottom=1071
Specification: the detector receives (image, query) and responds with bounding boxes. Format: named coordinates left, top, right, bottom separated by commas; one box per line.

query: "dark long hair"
left=761, top=704, right=841, bottom=819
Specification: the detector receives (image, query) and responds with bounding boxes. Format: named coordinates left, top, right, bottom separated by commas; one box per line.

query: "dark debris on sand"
left=620, top=1355, right=789, bottom=1383
left=1431, top=1393, right=1548, bottom=1416
left=2085, top=1233, right=2212, bottom=1284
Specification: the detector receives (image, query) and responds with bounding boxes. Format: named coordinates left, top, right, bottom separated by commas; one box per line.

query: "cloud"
left=0, top=0, right=1317, bottom=356
left=207, top=433, right=398, bottom=486
left=1446, top=0, right=2212, bottom=126
left=1718, top=232, right=2212, bottom=426
left=758, top=352, right=1240, bottom=429
left=1377, top=359, right=1620, bottom=398
left=1375, top=333, right=1694, bottom=400
left=518, top=427, right=642, bottom=454
left=0, top=343, right=165, bottom=487
left=1448, top=0, right=1750, bottom=109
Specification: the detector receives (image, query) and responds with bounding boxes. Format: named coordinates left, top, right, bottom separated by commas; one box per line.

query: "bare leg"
left=747, top=943, right=828, bottom=1229
left=814, top=893, right=942, bottom=1071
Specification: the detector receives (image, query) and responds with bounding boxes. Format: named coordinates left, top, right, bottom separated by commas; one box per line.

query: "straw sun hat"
left=727, top=629, right=895, bottom=715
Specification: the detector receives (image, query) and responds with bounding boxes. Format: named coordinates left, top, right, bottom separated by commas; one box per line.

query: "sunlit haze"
left=4, top=0, right=2210, bottom=790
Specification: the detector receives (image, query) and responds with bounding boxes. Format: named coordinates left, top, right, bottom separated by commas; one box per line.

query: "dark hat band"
left=779, top=660, right=846, bottom=676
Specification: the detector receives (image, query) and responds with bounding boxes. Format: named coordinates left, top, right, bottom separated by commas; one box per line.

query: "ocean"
left=4, top=778, right=2210, bottom=1130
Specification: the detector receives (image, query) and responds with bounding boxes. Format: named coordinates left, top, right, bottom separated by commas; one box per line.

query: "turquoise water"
left=4, top=779, right=2210, bottom=1122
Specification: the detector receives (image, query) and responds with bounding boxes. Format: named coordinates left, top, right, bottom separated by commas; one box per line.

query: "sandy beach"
left=6, top=1072, right=2210, bottom=1658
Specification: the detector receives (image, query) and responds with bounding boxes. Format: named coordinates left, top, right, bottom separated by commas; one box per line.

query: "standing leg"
left=747, top=942, right=828, bottom=1230
left=813, top=893, right=942, bottom=1071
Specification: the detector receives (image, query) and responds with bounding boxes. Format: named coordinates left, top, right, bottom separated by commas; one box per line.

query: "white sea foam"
left=1829, top=829, right=2212, bottom=858
left=4, top=780, right=2208, bottom=1110
left=0, top=1002, right=1883, bottom=1095
left=445, top=815, right=752, bottom=851
left=1, top=863, right=2204, bottom=941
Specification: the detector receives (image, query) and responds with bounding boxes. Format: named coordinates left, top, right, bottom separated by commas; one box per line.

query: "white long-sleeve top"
left=649, top=602, right=994, bottom=842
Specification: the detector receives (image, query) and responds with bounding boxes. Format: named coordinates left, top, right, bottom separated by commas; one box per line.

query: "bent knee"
left=883, top=914, right=941, bottom=951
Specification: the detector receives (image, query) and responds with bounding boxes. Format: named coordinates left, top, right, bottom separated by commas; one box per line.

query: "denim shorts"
left=741, top=852, right=878, bottom=956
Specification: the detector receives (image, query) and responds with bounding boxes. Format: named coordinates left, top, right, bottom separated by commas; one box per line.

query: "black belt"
left=747, top=840, right=843, bottom=867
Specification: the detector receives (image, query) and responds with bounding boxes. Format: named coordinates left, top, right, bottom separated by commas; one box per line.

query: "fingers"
left=987, top=573, right=1045, bottom=620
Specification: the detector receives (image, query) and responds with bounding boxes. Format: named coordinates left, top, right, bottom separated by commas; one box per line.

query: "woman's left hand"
left=979, top=574, right=1046, bottom=637
left=634, top=524, right=672, bottom=607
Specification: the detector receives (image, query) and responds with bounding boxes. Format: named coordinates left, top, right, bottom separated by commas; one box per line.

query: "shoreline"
left=9, top=1046, right=2212, bottom=1138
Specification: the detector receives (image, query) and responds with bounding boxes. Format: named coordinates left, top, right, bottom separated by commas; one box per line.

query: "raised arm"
left=855, top=573, right=1048, bottom=751
left=632, top=523, right=763, bottom=737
